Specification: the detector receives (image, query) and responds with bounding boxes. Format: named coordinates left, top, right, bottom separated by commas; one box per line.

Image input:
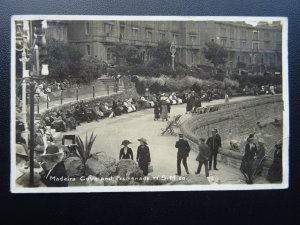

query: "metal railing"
left=30, top=77, right=133, bottom=113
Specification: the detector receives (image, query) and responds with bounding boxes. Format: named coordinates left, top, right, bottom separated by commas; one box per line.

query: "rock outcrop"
left=85, top=152, right=117, bottom=178
left=116, top=159, right=143, bottom=179
left=64, top=156, right=85, bottom=177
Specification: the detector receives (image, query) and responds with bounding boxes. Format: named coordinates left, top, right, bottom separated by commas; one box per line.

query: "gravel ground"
left=64, top=95, right=270, bottom=184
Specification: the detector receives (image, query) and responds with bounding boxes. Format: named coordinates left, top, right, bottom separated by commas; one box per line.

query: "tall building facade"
left=51, top=20, right=282, bottom=71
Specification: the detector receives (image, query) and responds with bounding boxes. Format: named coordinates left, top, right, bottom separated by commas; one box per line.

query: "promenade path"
left=63, top=95, right=270, bottom=184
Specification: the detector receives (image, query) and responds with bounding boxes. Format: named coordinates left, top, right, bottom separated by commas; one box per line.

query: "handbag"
left=148, top=164, right=153, bottom=173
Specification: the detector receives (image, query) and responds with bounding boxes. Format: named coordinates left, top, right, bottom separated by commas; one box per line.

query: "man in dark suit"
left=40, top=144, right=68, bottom=187
left=206, top=128, right=222, bottom=170
left=175, top=133, right=191, bottom=175
left=119, top=140, right=134, bottom=160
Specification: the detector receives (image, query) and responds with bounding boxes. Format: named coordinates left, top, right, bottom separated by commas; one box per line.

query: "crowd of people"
left=15, top=118, right=283, bottom=187
left=15, top=82, right=282, bottom=187
left=150, top=92, right=183, bottom=121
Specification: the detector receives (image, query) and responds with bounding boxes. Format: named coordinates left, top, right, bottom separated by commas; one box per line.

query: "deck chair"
left=173, top=114, right=182, bottom=127
left=196, top=107, right=205, bottom=114
left=161, top=120, right=175, bottom=135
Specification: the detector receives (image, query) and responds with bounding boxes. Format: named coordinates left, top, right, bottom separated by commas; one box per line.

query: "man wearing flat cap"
left=175, top=133, right=191, bottom=175
left=119, top=140, right=134, bottom=160
left=206, top=128, right=222, bottom=170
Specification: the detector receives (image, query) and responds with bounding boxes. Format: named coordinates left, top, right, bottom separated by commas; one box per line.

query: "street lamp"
left=15, top=20, right=48, bottom=187
left=170, top=41, right=176, bottom=71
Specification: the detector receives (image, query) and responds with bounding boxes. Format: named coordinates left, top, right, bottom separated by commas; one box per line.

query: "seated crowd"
left=38, top=92, right=184, bottom=132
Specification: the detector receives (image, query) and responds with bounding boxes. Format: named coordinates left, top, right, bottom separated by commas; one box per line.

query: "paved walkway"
left=64, top=95, right=270, bottom=184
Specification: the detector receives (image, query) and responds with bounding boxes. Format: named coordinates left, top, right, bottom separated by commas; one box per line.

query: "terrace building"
left=49, top=20, right=282, bottom=73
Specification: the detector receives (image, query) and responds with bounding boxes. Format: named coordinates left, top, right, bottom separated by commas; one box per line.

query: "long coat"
left=40, top=161, right=68, bottom=187
left=119, top=147, right=134, bottom=160
left=154, top=104, right=160, bottom=119
left=186, top=96, right=194, bottom=112
left=267, top=148, right=282, bottom=182
left=175, top=139, right=191, bottom=159
left=206, top=134, right=222, bottom=154
left=137, top=145, right=151, bottom=175
left=161, top=104, right=168, bottom=119
left=240, top=143, right=257, bottom=176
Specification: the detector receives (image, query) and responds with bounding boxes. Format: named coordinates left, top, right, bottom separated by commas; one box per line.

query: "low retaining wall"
left=39, top=87, right=139, bottom=116
left=181, top=95, right=283, bottom=173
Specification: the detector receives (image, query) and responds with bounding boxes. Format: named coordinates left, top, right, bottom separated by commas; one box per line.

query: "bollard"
left=93, top=86, right=95, bottom=98
left=46, top=93, right=49, bottom=109
left=37, top=97, right=40, bottom=114
left=61, top=90, right=63, bottom=105
left=107, top=85, right=109, bottom=96
left=76, top=88, right=78, bottom=101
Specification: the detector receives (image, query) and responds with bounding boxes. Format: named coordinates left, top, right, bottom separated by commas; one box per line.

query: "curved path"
left=64, top=95, right=269, bottom=184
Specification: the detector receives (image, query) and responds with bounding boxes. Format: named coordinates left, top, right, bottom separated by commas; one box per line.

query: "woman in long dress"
left=240, top=134, right=257, bottom=184
left=161, top=100, right=168, bottom=121
left=136, top=138, right=151, bottom=176
left=153, top=102, right=160, bottom=121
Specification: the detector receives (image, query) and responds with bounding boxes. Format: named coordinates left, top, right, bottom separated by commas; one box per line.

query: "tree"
left=110, top=43, right=127, bottom=65
left=79, top=55, right=103, bottom=82
left=124, top=45, right=143, bottom=65
left=110, top=43, right=143, bottom=66
left=150, top=40, right=171, bottom=67
left=40, top=38, right=82, bottom=79
left=203, top=42, right=228, bottom=75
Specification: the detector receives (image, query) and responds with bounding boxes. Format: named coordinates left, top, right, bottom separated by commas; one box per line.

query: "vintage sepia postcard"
left=11, top=15, right=289, bottom=193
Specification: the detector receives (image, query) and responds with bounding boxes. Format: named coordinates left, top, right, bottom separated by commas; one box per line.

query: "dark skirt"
left=138, top=161, right=148, bottom=176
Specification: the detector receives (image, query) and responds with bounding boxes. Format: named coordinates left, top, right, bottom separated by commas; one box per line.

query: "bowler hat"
left=138, top=138, right=148, bottom=145
left=121, top=140, right=132, bottom=145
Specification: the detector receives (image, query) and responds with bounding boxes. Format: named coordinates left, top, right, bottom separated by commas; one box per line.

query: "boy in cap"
left=195, top=138, right=210, bottom=177
left=175, top=133, right=191, bottom=175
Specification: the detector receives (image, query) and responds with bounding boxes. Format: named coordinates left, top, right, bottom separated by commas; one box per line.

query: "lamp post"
left=170, top=41, right=176, bottom=71
left=36, top=93, right=40, bottom=114
left=15, top=19, right=48, bottom=187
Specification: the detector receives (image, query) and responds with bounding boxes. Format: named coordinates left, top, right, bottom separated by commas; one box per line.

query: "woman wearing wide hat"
left=40, top=144, right=68, bottom=187
left=240, top=133, right=257, bottom=184
left=119, top=140, right=134, bottom=160
left=136, top=138, right=151, bottom=176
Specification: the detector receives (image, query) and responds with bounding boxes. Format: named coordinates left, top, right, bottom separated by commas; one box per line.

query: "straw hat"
left=199, top=137, right=206, bottom=142
left=138, top=138, right=148, bottom=145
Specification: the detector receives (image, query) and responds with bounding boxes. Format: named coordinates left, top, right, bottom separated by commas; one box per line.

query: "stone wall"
left=181, top=95, right=283, bottom=173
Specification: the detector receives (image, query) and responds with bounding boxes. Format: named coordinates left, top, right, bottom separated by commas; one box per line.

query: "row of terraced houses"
left=46, top=20, right=282, bottom=73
